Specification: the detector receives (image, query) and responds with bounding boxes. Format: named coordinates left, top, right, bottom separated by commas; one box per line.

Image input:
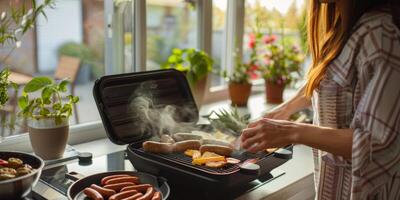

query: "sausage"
left=136, top=187, right=155, bottom=200
left=200, top=144, right=233, bottom=156
left=121, top=193, right=143, bottom=200
left=160, top=134, right=175, bottom=143
left=172, top=133, right=202, bottom=142
left=90, top=184, right=116, bottom=198
left=104, top=182, right=136, bottom=192
left=109, top=190, right=138, bottom=200
left=101, top=174, right=131, bottom=185
left=151, top=191, right=161, bottom=200
left=120, top=184, right=152, bottom=193
left=173, top=140, right=201, bottom=153
left=143, top=141, right=173, bottom=154
left=201, top=138, right=233, bottom=148
left=105, top=176, right=140, bottom=185
left=83, top=187, right=104, bottom=200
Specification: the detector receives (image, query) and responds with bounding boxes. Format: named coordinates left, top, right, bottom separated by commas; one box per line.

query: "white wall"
left=36, top=0, right=83, bottom=73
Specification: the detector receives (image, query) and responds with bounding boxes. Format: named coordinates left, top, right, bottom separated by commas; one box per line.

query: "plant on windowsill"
left=221, top=49, right=257, bottom=107
left=18, top=77, right=79, bottom=160
left=260, top=34, right=304, bottom=104
left=162, top=48, right=213, bottom=106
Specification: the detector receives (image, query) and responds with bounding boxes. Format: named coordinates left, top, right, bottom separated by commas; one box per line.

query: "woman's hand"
left=240, top=118, right=299, bottom=153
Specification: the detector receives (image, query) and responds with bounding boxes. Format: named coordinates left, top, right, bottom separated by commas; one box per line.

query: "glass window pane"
left=211, top=0, right=228, bottom=87
left=146, top=0, right=198, bottom=70
left=243, top=0, right=306, bottom=81
left=0, top=0, right=107, bottom=138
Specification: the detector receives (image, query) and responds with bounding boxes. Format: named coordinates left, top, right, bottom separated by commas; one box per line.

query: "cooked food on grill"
left=192, top=155, right=226, bottom=165
left=205, top=161, right=227, bottom=168
left=172, top=132, right=203, bottom=142
left=0, top=158, right=34, bottom=181
left=184, top=149, right=201, bottom=159
left=172, top=140, right=201, bottom=153
left=200, top=144, right=233, bottom=156
left=160, top=134, right=175, bottom=143
left=201, top=138, right=233, bottom=148
left=266, top=148, right=278, bottom=153
left=82, top=174, right=162, bottom=200
left=226, top=157, right=241, bottom=164
left=143, top=141, right=173, bottom=154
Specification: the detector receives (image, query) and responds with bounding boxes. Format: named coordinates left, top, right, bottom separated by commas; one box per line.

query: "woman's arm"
left=265, top=84, right=311, bottom=120
left=240, top=119, right=353, bottom=159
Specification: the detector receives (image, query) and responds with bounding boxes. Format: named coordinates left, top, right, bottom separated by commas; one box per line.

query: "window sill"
left=0, top=120, right=107, bottom=152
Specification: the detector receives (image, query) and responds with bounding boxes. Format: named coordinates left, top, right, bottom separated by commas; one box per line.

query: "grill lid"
left=93, top=69, right=198, bottom=145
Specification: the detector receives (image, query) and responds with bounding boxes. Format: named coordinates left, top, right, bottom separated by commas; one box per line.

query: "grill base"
left=127, top=144, right=292, bottom=188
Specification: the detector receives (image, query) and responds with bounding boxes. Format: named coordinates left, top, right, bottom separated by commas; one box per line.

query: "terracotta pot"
left=28, top=118, right=69, bottom=160
left=228, top=82, right=252, bottom=107
left=265, top=81, right=285, bottom=104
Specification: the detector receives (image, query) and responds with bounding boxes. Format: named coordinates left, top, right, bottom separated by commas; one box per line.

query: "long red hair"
left=305, top=0, right=400, bottom=97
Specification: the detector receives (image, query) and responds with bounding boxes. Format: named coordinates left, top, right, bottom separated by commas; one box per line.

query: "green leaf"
left=72, top=96, right=79, bottom=103
left=41, top=86, right=54, bottom=101
left=58, top=79, right=69, bottom=92
left=53, top=103, right=61, bottom=110
left=18, top=96, right=28, bottom=109
left=24, top=77, right=52, bottom=93
left=40, top=108, right=50, bottom=116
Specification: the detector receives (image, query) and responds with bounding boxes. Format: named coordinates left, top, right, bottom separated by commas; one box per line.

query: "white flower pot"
left=28, top=117, right=69, bottom=160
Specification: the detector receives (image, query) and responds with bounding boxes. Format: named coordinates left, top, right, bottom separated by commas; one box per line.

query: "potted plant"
left=18, top=77, right=79, bottom=160
left=163, top=48, right=213, bottom=106
left=260, top=34, right=304, bottom=104
left=58, top=42, right=93, bottom=84
left=221, top=49, right=256, bottom=107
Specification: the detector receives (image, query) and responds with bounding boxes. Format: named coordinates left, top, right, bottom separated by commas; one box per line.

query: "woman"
left=241, top=0, right=400, bottom=199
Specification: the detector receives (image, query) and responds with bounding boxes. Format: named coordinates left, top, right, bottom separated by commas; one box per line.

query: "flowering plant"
left=244, top=16, right=304, bottom=86
left=260, top=34, right=304, bottom=85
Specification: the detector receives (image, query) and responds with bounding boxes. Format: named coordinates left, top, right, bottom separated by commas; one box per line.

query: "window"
left=243, top=0, right=306, bottom=82
left=210, top=0, right=228, bottom=87
left=0, top=0, right=106, bottom=138
left=146, top=0, right=198, bottom=70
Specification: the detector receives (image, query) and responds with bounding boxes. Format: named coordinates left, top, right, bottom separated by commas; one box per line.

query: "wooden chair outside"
left=54, top=55, right=81, bottom=123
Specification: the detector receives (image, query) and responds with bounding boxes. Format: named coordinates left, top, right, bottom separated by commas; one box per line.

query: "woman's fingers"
left=241, top=126, right=260, bottom=141
left=241, top=133, right=263, bottom=149
left=247, top=141, right=267, bottom=153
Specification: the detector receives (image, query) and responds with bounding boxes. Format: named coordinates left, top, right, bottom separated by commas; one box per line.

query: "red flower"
left=263, top=34, right=277, bottom=44
left=248, top=40, right=256, bottom=49
left=250, top=64, right=259, bottom=71
left=248, top=33, right=256, bottom=49
left=248, top=71, right=258, bottom=79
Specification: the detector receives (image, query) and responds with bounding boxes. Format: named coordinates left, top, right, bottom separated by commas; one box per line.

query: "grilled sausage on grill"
left=173, top=140, right=201, bottom=153
left=143, top=141, right=173, bottom=154
left=200, top=144, right=233, bottom=156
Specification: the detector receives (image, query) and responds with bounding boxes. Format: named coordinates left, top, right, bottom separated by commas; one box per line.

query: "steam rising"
left=129, top=81, right=198, bottom=139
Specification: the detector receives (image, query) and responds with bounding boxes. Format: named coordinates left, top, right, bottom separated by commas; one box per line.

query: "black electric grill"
left=93, top=69, right=293, bottom=198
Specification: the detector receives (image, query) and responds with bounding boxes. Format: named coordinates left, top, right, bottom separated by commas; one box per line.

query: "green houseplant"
left=163, top=48, right=213, bottom=105
left=221, top=49, right=255, bottom=107
left=58, top=42, right=93, bottom=84
left=18, top=77, right=79, bottom=160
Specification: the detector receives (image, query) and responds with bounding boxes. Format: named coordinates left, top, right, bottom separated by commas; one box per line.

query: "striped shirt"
left=312, top=10, right=400, bottom=200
